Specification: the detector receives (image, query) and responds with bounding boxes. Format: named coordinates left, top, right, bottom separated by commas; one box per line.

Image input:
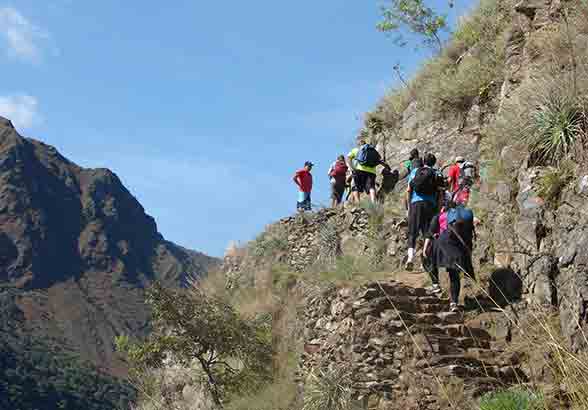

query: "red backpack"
left=331, top=161, right=348, bottom=178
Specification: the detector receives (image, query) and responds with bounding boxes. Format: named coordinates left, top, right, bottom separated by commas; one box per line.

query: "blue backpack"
left=356, top=144, right=381, bottom=167
left=447, top=206, right=474, bottom=225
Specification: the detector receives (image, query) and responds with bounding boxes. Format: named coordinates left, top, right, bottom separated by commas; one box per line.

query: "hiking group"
left=293, top=140, right=478, bottom=312
left=293, top=138, right=397, bottom=211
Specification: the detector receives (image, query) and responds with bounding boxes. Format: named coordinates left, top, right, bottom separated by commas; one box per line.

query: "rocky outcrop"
left=0, top=117, right=218, bottom=373
left=361, top=0, right=588, bottom=354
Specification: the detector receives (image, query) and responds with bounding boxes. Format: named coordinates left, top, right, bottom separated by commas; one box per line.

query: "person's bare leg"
left=369, top=188, right=376, bottom=203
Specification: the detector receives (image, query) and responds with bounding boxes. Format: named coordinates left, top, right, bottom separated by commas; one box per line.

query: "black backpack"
left=410, top=167, right=437, bottom=196
left=356, top=144, right=381, bottom=167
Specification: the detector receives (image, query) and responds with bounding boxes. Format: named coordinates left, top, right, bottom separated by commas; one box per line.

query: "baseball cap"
left=304, top=161, right=314, bottom=167
left=455, top=156, right=465, bottom=163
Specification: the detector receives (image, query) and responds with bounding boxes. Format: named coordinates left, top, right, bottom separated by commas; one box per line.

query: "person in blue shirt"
left=405, top=153, right=442, bottom=270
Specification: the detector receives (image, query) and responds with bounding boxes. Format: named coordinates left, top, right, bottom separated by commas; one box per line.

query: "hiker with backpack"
left=421, top=192, right=454, bottom=295
left=328, top=155, right=349, bottom=207
left=405, top=153, right=443, bottom=270
left=376, top=167, right=400, bottom=203
left=293, top=161, right=313, bottom=212
left=448, top=156, right=476, bottom=206
left=400, top=148, right=420, bottom=180
left=423, top=203, right=476, bottom=312
left=347, top=139, right=390, bottom=204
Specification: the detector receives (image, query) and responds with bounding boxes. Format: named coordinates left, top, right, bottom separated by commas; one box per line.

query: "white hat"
left=455, top=156, right=465, bottom=163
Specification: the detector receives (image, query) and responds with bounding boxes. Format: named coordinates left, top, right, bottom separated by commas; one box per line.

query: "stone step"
left=424, top=363, right=526, bottom=383
left=427, top=335, right=491, bottom=353
left=416, top=355, right=496, bottom=369
left=436, top=324, right=492, bottom=341
left=354, top=297, right=448, bottom=317
left=466, top=348, right=507, bottom=361
left=414, top=311, right=463, bottom=325
left=424, top=364, right=499, bottom=379
left=361, top=282, right=428, bottom=298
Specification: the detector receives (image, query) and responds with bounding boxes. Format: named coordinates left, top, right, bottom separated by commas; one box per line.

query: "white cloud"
left=0, top=95, right=40, bottom=129
left=0, top=7, right=50, bottom=62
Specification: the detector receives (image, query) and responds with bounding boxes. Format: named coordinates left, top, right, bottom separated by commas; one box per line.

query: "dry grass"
left=366, top=0, right=514, bottom=129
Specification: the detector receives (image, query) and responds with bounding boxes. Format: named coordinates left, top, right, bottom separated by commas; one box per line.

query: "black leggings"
left=408, top=201, right=434, bottom=248
left=448, top=269, right=460, bottom=304
left=429, top=268, right=467, bottom=305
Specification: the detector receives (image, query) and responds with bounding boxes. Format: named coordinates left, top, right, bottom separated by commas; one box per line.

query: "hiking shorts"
left=331, top=180, right=346, bottom=203
left=408, top=200, right=435, bottom=248
left=352, top=170, right=376, bottom=194
left=297, top=191, right=311, bottom=211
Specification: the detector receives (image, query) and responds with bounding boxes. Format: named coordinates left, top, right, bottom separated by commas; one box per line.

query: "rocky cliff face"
left=371, top=0, right=588, bottom=354
left=0, top=116, right=218, bottom=373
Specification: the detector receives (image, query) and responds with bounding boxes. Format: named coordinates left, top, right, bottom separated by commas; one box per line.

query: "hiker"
left=448, top=156, right=476, bottom=206
left=347, top=139, right=390, bottom=204
left=293, top=161, right=313, bottom=212
left=400, top=148, right=420, bottom=180
left=405, top=153, right=442, bottom=270
left=376, top=167, right=400, bottom=203
left=344, top=168, right=355, bottom=202
left=447, top=156, right=463, bottom=193
left=328, top=155, right=348, bottom=207
left=424, top=203, right=476, bottom=312
left=401, top=148, right=421, bottom=211
left=421, top=191, right=454, bottom=295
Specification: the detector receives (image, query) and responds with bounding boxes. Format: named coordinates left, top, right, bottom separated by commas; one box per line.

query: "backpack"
left=410, top=167, right=437, bottom=196
left=458, top=161, right=476, bottom=187
left=331, top=161, right=348, bottom=178
left=447, top=205, right=474, bottom=225
left=356, top=144, right=381, bottom=167
left=446, top=205, right=474, bottom=247
left=452, top=185, right=470, bottom=205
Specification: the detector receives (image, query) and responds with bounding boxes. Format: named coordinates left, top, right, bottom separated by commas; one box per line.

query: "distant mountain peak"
left=0, top=118, right=219, bottom=374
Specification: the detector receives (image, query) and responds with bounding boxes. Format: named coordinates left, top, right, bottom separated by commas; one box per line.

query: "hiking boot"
left=426, top=284, right=442, bottom=295
left=405, top=259, right=414, bottom=271
left=450, top=303, right=460, bottom=312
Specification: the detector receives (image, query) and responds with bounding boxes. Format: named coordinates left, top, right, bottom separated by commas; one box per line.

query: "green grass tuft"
left=479, top=388, right=544, bottom=410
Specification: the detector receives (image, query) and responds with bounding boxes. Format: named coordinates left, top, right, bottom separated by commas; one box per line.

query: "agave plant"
left=303, top=365, right=357, bottom=410
left=523, top=83, right=587, bottom=165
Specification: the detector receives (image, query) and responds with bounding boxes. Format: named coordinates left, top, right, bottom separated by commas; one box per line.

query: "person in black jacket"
left=423, top=204, right=476, bottom=312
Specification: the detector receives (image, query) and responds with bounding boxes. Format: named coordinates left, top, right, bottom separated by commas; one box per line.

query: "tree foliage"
left=377, top=0, right=447, bottom=51
left=117, top=282, right=273, bottom=408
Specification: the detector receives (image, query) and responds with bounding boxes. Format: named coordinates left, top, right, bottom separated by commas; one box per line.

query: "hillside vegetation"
left=120, top=1, right=588, bottom=409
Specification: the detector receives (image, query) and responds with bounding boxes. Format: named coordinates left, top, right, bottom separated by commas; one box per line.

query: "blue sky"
left=0, top=0, right=475, bottom=257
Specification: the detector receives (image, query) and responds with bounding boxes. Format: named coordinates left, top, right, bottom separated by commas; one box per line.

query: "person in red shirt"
left=328, top=155, right=348, bottom=207
left=293, top=161, right=313, bottom=211
left=447, top=156, right=464, bottom=193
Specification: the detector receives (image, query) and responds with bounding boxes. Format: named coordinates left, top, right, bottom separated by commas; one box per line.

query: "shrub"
left=116, top=282, right=273, bottom=407
left=252, top=225, right=289, bottom=258
left=317, top=219, right=340, bottom=265
left=535, top=162, right=574, bottom=208
left=421, top=53, right=501, bottom=114
left=303, top=365, right=358, bottom=410
left=479, top=388, right=544, bottom=410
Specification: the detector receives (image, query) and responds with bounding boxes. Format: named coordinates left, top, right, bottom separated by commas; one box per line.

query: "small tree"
left=377, top=0, right=447, bottom=51
left=116, top=282, right=273, bottom=408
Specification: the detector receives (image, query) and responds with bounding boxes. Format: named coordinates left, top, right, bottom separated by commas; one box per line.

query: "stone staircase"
left=301, top=278, right=524, bottom=410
